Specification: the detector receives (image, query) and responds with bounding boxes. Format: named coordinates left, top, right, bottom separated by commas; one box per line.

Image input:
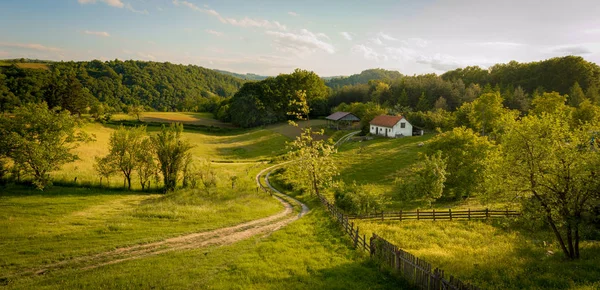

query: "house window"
left=371, top=126, right=374, bottom=130
left=400, top=122, right=406, bottom=128
left=388, top=129, right=391, bottom=132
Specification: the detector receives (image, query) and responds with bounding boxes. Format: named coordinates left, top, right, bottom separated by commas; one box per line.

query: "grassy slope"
left=0, top=185, right=283, bottom=277
left=7, top=193, right=411, bottom=290
left=53, top=121, right=289, bottom=187
left=326, top=135, right=600, bottom=289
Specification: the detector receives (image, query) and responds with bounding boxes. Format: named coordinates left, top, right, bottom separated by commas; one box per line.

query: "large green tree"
left=0, top=103, right=91, bottom=189
left=497, top=112, right=600, bottom=259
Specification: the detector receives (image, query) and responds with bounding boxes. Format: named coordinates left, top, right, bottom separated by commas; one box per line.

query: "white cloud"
left=316, top=32, right=330, bottom=40
left=351, top=44, right=388, bottom=62
left=370, top=37, right=383, bottom=45
left=378, top=32, right=397, bottom=41
left=266, top=29, right=335, bottom=55
left=83, top=30, right=110, bottom=37
left=205, top=29, right=224, bottom=37
left=78, top=0, right=124, bottom=8
left=475, top=41, right=523, bottom=48
left=288, top=11, right=298, bottom=16
left=173, top=0, right=286, bottom=30
left=340, top=32, right=352, bottom=41
left=137, top=52, right=156, bottom=60
left=544, top=45, right=592, bottom=55
left=0, top=42, right=62, bottom=52
left=126, top=3, right=149, bottom=14
left=402, top=38, right=429, bottom=48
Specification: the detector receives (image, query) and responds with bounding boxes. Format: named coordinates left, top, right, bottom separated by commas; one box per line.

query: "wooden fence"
left=347, top=208, right=520, bottom=221
left=258, top=171, right=481, bottom=289
left=317, top=194, right=480, bottom=290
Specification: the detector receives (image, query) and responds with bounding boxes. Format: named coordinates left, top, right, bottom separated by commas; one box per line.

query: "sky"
left=1, top=0, right=599, bottom=76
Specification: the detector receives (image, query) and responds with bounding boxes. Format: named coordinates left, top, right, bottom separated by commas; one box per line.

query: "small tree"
left=197, top=159, right=217, bottom=194
left=94, top=156, right=117, bottom=187
left=128, top=105, right=145, bottom=122
left=104, top=126, right=147, bottom=190
left=397, top=151, right=448, bottom=207
left=136, top=138, right=157, bottom=191
left=286, top=90, right=338, bottom=196
left=152, top=123, right=194, bottom=192
left=0, top=103, right=91, bottom=189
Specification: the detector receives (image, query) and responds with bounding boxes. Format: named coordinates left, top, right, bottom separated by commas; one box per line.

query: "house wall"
left=369, top=118, right=413, bottom=138
left=392, top=118, right=412, bottom=137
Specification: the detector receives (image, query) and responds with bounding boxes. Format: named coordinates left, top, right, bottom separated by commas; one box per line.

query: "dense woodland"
left=0, top=59, right=246, bottom=114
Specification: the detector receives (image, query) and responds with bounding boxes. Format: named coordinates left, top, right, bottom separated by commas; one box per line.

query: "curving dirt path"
left=13, top=163, right=308, bottom=279
left=16, top=131, right=357, bottom=279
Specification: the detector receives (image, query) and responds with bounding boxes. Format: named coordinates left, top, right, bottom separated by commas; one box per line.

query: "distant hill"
left=0, top=59, right=248, bottom=112
left=213, top=69, right=269, bottom=81
left=325, top=69, right=403, bottom=88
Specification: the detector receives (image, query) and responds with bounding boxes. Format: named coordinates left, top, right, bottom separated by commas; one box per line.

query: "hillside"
left=325, top=68, right=403, bottom=88
left=0, top=60, right=247, bottom=112
left=213, top=69, right=269, bottom=81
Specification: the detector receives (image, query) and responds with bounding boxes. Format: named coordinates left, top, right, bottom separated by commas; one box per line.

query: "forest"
left=0, top=59, right=246, bottom=114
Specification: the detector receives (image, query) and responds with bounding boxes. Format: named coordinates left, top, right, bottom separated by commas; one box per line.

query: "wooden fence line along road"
left=348, top=208, right=520, bottom=221
left=316, top=193, right=481, bottom=290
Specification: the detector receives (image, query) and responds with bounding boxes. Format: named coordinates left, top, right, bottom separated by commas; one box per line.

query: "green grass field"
left=4, top=195, right=410, bottom=289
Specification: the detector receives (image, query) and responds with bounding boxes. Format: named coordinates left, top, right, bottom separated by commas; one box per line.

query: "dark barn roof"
left=326, top=112, right=360, bottom=121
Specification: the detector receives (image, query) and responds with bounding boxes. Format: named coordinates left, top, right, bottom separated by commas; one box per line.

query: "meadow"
left=111, top=112, right=235, bottom=128
left=0, top=114, right=410, bottom=289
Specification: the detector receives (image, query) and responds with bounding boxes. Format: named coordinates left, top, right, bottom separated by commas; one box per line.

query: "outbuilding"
left=369, top=115, right=413, bottom=138
left=325, top=112, right=360, bottom=130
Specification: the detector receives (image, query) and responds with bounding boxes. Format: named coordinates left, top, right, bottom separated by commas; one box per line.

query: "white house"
left=369, top=115, right=413, bottom=138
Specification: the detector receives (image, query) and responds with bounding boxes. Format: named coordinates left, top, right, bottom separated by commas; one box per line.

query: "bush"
left=334, top=182, right=387, bottom=215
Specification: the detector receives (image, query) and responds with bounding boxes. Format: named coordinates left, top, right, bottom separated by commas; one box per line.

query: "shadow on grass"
left=0, top=183, right=155, bottom=197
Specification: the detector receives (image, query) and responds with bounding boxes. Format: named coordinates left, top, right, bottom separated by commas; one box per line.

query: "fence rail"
left=347, top=208, right=520, bottom=221
left=316, top=194, right=480, bottom=290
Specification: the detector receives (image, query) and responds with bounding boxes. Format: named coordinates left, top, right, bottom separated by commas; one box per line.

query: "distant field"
left=266, top=119, right=329, bottom=140
left=111, top=112, right=235, bottom=128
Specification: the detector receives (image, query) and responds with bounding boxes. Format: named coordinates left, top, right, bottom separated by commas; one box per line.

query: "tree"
left=334, top=182, right=386, bottom=215
left=0, top=103, right=91, bottom=189
left=426, top=127, right=498, bottom=199
left=531, top=92, right=569, bottom=116
left=136, top=138, right=158, bottom=191
left=585, top=82, right=599, bottom=105
left=127, top=104, right=144, bottom=122
left=569, top=82, right=586, bottom=107
left=433, top=96, right=449, bottom=111
left=286, top=91, right=338, bottom=196
left=152, top=123, right=194, bottom=192
left=469, top=92, right=512, bottom=136
left=104, top=126, right=147, bottom=190
left=397, top=151, right=448, bottom=207
left=498, top=113, right=600, bottom=259
left=94, top=156, right=117, bottom=187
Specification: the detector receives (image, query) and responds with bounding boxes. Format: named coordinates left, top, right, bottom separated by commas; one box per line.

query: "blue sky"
left=1, top=0, right=599, bottom=76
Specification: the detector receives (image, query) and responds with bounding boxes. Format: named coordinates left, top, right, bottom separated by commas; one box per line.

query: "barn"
left=325, top=112, right=360, bottom=130
left=369, top=115, right=413, bottom=138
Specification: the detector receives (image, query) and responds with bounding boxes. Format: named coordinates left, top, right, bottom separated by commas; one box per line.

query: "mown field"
left=111, top=112, right=235, bottom=128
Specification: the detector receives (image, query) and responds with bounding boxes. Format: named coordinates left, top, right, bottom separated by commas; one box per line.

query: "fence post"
left=433, top=209, right=436, bottom=221
left=417, top=209, right=420, bottom=220
left=506, top=208, right=509, bottom=218
left=486, top=208, right=489, bottom=219
left=449, top=208, right=452, bottom=221
left=468, top=208, right=471, bottom=220
left=354, top=227, right=359, bottom=248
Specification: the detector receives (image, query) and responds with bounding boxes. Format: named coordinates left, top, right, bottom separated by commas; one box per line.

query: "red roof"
left=369, top=115, right=404, bottom=127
